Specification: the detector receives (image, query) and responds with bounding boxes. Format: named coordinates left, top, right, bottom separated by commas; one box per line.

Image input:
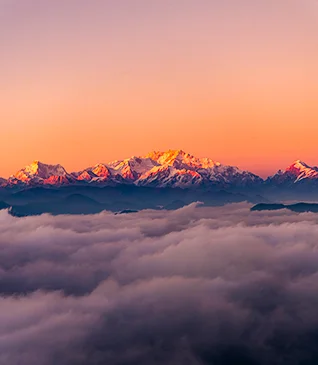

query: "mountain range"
left=2, top=150, right=318, bottom=190
left=1, top=150, right=318, bottom=216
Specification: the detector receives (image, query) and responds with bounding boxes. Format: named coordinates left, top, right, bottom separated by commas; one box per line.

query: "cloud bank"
left=2, top=203, right=318, bottom=364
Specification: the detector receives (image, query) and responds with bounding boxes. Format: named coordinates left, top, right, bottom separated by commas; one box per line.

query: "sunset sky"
left=1, top=0, right=318, bottom=177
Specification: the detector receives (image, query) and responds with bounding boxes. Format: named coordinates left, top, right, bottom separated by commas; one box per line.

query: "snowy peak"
left=91, top=163, right=111, bottom=178
left=76, top=170, right=94, bottom=182
left=268, top=160, right=318, bottom=184
left=75, top=163, right=111, bottom=183
left=10, top=161, right=73, bottom=185
left=290, top=160, right=310, bottom=169
left=287, top=160, right=318, bottom=182
left=14, top=161, right=67, bottom=180
left=145, top=149, right=220, bottom=170
left=108, top=156, right=159, bottom=180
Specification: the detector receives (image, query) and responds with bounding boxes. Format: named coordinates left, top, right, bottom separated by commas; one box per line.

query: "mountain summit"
left=8, top=161, right=75, bottom=186
left=267, top=160, right=318, bottom=185
left=145, top=150, right=220, bottom=170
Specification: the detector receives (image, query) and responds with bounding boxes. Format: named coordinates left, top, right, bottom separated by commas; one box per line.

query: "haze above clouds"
left=2, top=203, right=318, bottom=364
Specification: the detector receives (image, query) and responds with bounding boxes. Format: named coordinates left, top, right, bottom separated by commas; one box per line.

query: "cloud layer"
left=2, top=203, right=318, bottom=365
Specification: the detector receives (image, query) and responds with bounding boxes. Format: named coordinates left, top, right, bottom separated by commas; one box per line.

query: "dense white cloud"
left=2, top=204, right=318, bottom=364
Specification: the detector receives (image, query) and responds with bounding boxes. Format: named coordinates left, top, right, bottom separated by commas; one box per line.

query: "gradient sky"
left=1, top=0, right=318, bottom=177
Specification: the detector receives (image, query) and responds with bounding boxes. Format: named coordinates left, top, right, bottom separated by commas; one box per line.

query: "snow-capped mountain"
left=8, top=152, right=318, bottom=190
left=8, top=161, right=75, bottom=186
left=145, top=150, right=218, bottom=170
left=108, top=156, right=159, bottom=181
left=74, top=158, right=159, bottom=185
left=74, top=163, right=112, bottom=183
left=72, top=150, right=262, bottom=188
left=267, top=160, right=318, bottom=185
left=136, top=164, right=204, bottom=188
left=3, top=154, right=318, bottom=207
left=136, top=150, right=262, bottom=188
left=1, top=150, right=264, bottom=189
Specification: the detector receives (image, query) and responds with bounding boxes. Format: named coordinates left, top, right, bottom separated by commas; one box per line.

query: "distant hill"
left=0, top=184, right=257, bottom=217
left=251, top=203, right=318, bottom=213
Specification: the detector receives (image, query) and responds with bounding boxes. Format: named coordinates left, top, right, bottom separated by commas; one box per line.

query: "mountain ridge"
left=1, top=151, right=318, bottom=190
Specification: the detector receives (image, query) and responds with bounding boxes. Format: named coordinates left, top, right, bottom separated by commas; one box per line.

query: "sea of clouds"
left=2, top=203, right=318, bottom=365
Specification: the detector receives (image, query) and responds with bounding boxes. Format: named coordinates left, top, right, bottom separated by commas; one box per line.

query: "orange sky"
left=1, top=0, right=318, bottom=178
